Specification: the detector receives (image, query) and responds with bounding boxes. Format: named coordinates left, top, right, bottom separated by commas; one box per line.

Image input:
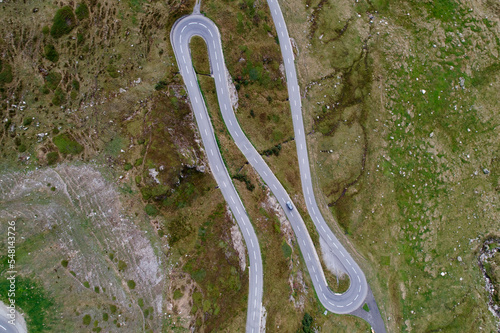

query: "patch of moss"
left=50, top=6, right=77, bottom=39
left=23, top=117, right=33, bottom=126
left=47, top=151, right=59, bottom=165
left=45, top=71, right=61, bottom=91
left=75, top=3, right=89, bottom=20
left=44, top=45, right=59, bottom=63
left=52, top=87, right=66, bottom=106
left=144, top=204, right=158, bottom=216
left=173, top=289, right=183, bottom=300
left=281, top=241, right=292, bottom=258
left=71, top=79, right=80, bottom=91
left=53, top=133, right=83, bottom=155
left=106, top=65, right=119, bottom=78
left=82, top=314, right=91, bottom=325
left=117, top=260, right=127, bottom=271
left=0, top=63, right=13, bottom=85
left=127, top=280, right=136, bottom=289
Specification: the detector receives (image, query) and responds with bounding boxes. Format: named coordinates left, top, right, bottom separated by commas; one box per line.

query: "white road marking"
left=223, top=181, right=227, bottom=188
left=246, top=228, right=250, bottom=236
left=358, top=275, right=361, bottom=282
left=333, top=243, right=338, bottom=249
left=250, top=239, right=254, bottom=247
left=254, top=252, right=256, bottom=259
left=208, top=30, right=213, bottom=37
left=236, top=207, right=241, bottom=215
left=200, top=23, right=207, bottom=28
left=181, top=26, right=187, bottom=33
left=327, top=234, right=332, bottom=241
left=229, top=120, right=232, bottom=126
left=210, top=149, right=213, bottom=156
left=263, top=171, right=268, bottom=176
left=182, top=55, right=186, bottom=63
left=253, top=158, right=258, bottom=164
left=307, top=253, right=311, bottom=260
left=190, top=81, right=193, bottom=87
left=216, top=165, right=219, bottom=172
left=297, top=225, right=300, bottom=231
left=341, top=252, right=345, bottom=257
left=359, top=285, right=361, bottom=292
left=355, top=295, right=359, bottom=300
left=231, top=197, right=235, bottom=203
left=315, top=275, right=318, bottom=282
left=204, top=129, right=208, bottom=135
left=235, top=131, right=239, bottom=137
left=272, top=184, right=277, bottom=190
left=321, top=225, right=325, bottom=232
left=346, top=259, right=351, bottom=266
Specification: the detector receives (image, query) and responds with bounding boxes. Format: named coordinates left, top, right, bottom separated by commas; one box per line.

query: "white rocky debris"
left=227, top=207, right=247, bottom=271
left=225, top=65, right=239, bottom=111
left=319, top=236, right=348, bottom=278
left=149, top=168, right=161, bottom=184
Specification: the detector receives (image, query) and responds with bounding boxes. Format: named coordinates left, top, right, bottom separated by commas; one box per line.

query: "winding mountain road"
left=171, top=1, right=386, bottom=332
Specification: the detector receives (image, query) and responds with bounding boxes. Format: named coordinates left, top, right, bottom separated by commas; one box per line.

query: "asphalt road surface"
left=171, top=8, right=264, bottom=333
left=171, top=1, right=386, bottom=332
left=0, top=317, right=18, bottom=333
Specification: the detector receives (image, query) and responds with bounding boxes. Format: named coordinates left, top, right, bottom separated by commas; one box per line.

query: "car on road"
left=286, top=201, right=293, bottom=210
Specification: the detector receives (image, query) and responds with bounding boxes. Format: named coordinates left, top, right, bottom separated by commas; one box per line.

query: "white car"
left=286, top=201, right=293, bottom=210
